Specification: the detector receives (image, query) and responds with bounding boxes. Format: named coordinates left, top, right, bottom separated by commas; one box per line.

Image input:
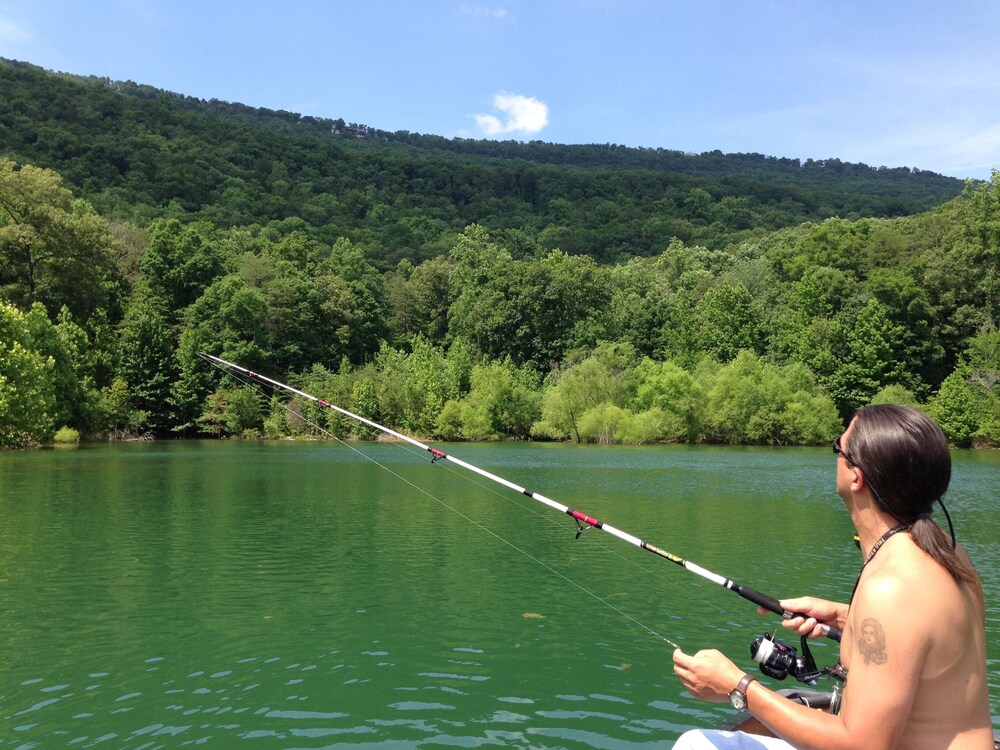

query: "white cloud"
left=0, top=15, right=31, bottom=43
left=474, top=92, right=549, bottom=137
left=459, top=3, right=509, bottom=19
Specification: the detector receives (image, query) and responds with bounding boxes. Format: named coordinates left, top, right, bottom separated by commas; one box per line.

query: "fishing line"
left=214, top=362, right=730, bottom=626
left=389, top=442, right=739, bottom=624
left=204, top=359, right=680, bottom=648
left=200, top=352, right=842, bottom=643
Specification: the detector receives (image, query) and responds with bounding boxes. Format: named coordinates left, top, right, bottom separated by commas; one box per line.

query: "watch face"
left=729, top=690, right=747, bottom=710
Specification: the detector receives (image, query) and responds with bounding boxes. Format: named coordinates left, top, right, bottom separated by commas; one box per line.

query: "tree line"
left=2, top=153, right=998, bottom=449
left=1, top=57, right=965, bottom=272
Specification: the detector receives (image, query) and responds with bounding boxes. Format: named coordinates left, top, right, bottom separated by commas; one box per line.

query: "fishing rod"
left=198, top=351, right=842, bottom=643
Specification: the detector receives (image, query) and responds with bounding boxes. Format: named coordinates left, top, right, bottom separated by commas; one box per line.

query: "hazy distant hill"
left=0, top=57, right=967, bottom=265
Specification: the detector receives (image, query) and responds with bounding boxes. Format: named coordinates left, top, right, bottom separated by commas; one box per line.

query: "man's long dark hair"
left=850, top=404, right=977, bottom=585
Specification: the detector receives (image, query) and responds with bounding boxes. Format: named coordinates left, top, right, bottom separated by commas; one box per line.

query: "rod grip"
left=822, top=624, right=843, bottom=642
left=735, top=584, right=784, bottom=615
left=738, top=584, right=842, bottom=643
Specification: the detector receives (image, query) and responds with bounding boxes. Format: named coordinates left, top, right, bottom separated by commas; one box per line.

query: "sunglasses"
left=834, top=434, right=892, bottom=511
left=832, top=434, right=858, bottom=466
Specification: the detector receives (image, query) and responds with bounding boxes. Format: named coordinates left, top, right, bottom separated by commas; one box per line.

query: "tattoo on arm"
left=858, top=618, right=888, bottom=666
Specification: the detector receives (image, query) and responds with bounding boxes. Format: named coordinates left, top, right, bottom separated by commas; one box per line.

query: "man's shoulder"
left=853, top=543, right=963, bottom=634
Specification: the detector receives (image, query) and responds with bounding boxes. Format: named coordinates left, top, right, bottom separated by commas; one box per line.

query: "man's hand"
left=758, top=596, right=848, bottom=639
left=672, top=648, right=745, bottom=703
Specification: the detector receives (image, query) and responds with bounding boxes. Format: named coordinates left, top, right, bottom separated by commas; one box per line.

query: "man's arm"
left=754, top=575, right=924, bottom=750
left=675, top=576, right=924, bottom=750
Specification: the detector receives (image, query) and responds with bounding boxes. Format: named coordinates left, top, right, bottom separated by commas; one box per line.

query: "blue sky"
left=2, top=0, right=998, bottom=179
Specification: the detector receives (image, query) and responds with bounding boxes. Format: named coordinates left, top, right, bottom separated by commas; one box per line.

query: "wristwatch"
left=728, top=674, right=757, bottom=710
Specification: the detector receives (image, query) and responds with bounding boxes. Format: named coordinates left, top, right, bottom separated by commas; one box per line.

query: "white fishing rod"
left=199, top=351, right=842, bottom=642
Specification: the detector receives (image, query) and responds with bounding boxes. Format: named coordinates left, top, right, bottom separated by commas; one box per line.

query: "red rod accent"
left=571, top=510, right=601, bottom=527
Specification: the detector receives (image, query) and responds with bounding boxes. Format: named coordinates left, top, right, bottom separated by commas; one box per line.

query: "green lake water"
left=1, top=440, right=997, bottom=748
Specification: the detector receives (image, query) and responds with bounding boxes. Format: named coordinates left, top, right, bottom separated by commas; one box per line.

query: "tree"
left=0, top=158, right=119, bottom=321
left=448, top=227, right=610, bottom=370
left=140, top=219, right=229, bottom=316
left=171, top=275, right=269, bottom=432
left=694, top=282, right=765, bottom=362
left=437, top=358, right=541, bottom=440
left=21, top=303, right=104, bottom=433
left=319, top=237, right=389, bottom=363
left=99, top=377, right=148, bottom=436
left=197, top=386, right=263, bottom=437
left=867, top=267, right=945, bottom=397
left=387, top=256, right=453, bottom=346
left=116, top=292, right=176, bottom=432
left=868, top=384, right=921, bottom=408
left=349, top=377, right=382, bottom=440
left=788, top=266, right=851, bottom=319
left=531, top=343, right=638, bottom=441
left=928, top=371, right=979, bottom=447
left=958, top=324, right=1000, bottom=447
left=962, top=324, right=1000, bottom=401
left=0, top=301, right=56, bottom=446
left=810, top=298, right=905, bottom=419
left=703, top=351, right=839, bottom=445
left=631, top=358, right=704, bottom=441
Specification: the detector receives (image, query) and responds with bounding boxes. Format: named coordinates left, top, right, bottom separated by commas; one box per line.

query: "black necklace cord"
left=849, top=523, right=910, bottom=604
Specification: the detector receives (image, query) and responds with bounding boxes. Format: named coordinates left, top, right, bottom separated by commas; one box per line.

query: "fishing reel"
left=750, top=632, right=826, bottom=685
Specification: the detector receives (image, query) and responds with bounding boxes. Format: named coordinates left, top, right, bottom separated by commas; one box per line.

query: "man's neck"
left=852, top=504, right=904, bottom=561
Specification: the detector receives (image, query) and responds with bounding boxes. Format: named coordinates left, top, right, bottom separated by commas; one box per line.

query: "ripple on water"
left=4, top=443, right=998, bottom=748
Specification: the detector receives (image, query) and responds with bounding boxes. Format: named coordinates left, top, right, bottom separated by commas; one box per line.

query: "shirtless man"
left=672, top=404, right=994, bottom=749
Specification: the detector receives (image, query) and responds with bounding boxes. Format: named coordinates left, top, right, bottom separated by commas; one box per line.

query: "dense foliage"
left=2, top=60, right=999, bottom=449
left=1, top=58, right=965, bottom=268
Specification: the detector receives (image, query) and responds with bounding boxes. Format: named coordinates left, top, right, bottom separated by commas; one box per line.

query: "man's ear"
left=850, top=465, right=866, bottom=493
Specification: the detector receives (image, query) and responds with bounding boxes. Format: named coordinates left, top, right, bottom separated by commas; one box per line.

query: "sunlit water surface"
left=1, top=441, right=997, bottom=748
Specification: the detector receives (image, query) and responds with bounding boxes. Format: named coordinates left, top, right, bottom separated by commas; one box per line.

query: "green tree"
left=370, top=337, right=461, bottom=436
left=388, top=256, right=453, bottom=346
left=962, top=324, right=1000, bottom=403
left=21, top=303, right=92, bottom=432
left=319, top=237, right=389, bottom=363
left=171, top=275, right=269, bottom=432
left=350, top=377, right=382, bottom=440
left=703, top=351, right=839, bottom=445
left=436, top=358, right=541, bottom=440
left=0, top=158, right=119, bottom=321
left=99, top=376, right=148, bottom=436
left=814, top=298, right=904, bottom=418
left=928, top=370, right=979, bottom=447
left=958, top=324, right=1000, bottom=446
left=115, top=292, right=176, bottom=432
left=140, top=219, right=229, bottom=315
left=868, top=384, right=921, bottom=408
left=631, top=358, right=704, bottom=441
left=448, top=227, right=609, bottom=369
left=788, top=266, right=851, bottom=319
left=694, top=282, right=765, bottom=362
left=0, top=300, right=56, bottom=446
left=531, top=343, right=638, bottom=441
left=963, top=172, right=1000, bottom=309
left=197, top=386, right=263, bottom=437
left=577, top=403, right=633, bottom=444
left=867, top=267, right=945, bottom=396
left=53, top=306, right=105, bottom=433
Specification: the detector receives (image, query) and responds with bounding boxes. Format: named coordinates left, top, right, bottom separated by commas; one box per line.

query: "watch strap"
left=735, top=674, right=756, bottom=695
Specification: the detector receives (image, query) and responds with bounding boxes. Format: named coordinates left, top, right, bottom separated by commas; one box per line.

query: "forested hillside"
left=0, top=58, right=965, bottom=266
left=1, top=58, right=998, bottom=449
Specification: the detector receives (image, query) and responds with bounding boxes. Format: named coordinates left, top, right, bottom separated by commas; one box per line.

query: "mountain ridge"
left=0, top=57, right=969, bottom=265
